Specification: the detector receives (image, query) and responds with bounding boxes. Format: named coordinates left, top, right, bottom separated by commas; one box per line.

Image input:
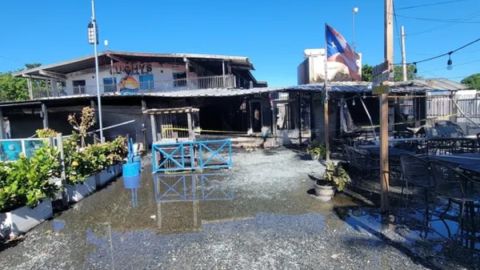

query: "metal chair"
left=399, top=154, right=436, bottom=233
left=400, top=154, right=434, bottom=192
left=430, top=160, right=480, bottom=249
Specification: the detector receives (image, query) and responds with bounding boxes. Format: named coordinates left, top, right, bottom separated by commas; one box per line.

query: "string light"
left=393, top=37, right=480, bottom=74
left=447, top=52, right=453, bottom=70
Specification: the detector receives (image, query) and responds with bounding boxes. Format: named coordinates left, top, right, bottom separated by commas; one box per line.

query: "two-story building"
left=1, top=51, right=277, bottom=144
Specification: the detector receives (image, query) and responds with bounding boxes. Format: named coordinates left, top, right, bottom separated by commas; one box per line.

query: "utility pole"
left=401, top=26, right=407, bottom=81
left=88, top=0, right=104, bottom=142
left=380, top=0, right=394, bottom=213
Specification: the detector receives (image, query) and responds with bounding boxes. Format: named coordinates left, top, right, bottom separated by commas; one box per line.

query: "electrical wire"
left=393, top=1, right=403, bottom=58
left=392, top=13, right=480, bottom=24
left=417, top=58, right=480, bottom=74
left=396, top=0, right=469, bottom=10
left=394, top=37, right=480, bottom=66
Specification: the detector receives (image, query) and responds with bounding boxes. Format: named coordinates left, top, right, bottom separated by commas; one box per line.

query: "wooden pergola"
left=143, top=107, right=200, bottom=143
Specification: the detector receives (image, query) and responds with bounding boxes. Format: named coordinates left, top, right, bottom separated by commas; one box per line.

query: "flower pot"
left=0, top=199, right=53, bottom=238
left=66, top=176, right=97, bottom=203
left=314, top=181, right=335, bottom=202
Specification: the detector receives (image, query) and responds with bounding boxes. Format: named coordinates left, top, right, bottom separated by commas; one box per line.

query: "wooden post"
left=56, top=133, right=68, bottom=206
left=141, top=99, right=148, bottom=147
left=248, top=100, right=253, bottom=135
left=380, top=0, right=394, bottom=213
left=187, top=111, right=194, bottom=140
left=323, top=44, right=331, bottom=161
left=401, top=26, right=408, bottom=82
left=27, top=77, right=34, bottom=100
left=298, top=93, right=302, bottom=144
left=324, top=95, right=330, bottom=161
left=150, top=114, right=157, bottom=142
left=309, top=93, right=315, bottom=140
left=272, top=100, right=277, bottom=144
left=184, top=58, right=189, bottom=89
left=222, top=60, right=226, bottom=87
left=41, top=103, right=49, bottom=129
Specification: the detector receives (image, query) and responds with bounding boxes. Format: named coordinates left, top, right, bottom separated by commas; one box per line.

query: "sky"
left=0, top=0, right=479, bottom=87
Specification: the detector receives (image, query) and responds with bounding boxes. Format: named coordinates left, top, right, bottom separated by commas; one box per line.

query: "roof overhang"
left=14, top=50, right=254, bottom=79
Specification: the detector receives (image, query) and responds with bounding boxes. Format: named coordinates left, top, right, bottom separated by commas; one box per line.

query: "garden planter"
left=113, top=163, right=123, bottom=177
left=95, top=166, right=117, bottom=187
left=314, top=181, right=335, bottom=202
left=66, top=176, right=97, bottom=203
left=48, top=177, right=64, bottom=201
left=0, top=199, right=53, bottom=237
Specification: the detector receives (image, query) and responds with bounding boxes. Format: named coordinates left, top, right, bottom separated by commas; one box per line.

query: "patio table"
left=356, top=145, right=415, bottom=158
left=429, top=153, right=480, bottom=175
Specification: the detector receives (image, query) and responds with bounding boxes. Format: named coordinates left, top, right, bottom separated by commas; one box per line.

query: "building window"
left=103, top=77, right=117, bottom=93
left=72, top=80, right=86, bottom=94
left=173, top=72, right=187, bottom=87
left=139, top=74, right=154, bottom=90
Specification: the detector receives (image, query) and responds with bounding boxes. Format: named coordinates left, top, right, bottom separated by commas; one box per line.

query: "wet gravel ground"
left=0, top=148, right=429, bottom=269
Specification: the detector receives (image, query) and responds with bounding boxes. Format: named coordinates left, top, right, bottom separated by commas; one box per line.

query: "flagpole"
left=324, top=24, right=331, bottom=161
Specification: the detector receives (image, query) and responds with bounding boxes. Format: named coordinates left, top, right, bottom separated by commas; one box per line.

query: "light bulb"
left=447, top=53, right=453, bottom=70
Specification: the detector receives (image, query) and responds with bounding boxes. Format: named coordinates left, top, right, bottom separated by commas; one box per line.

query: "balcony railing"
left=31, top=74, right=237, bottom=99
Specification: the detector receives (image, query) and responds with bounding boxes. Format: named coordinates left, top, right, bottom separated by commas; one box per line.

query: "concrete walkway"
left=0, top=148, right=428, bottom=269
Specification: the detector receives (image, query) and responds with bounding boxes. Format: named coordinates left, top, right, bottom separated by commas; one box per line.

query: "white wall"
left=63, top=62, right=198, bottom=95
left=297, top=48, right=362, bottom=84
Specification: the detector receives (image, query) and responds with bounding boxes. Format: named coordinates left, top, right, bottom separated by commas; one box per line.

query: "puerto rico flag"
left=326, top=24, right=361, bottom=81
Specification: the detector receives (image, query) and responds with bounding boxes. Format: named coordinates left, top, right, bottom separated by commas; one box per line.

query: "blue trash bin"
left=122, top=162, right=141, bottom=189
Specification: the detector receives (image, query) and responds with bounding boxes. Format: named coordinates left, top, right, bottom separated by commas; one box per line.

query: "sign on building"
left=372, top=61, right=391, bottom=94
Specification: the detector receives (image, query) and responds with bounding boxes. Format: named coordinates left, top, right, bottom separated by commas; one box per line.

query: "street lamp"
left=352, top=7, right=359, bottom=52
left=88, top=0, right=104, bottom=142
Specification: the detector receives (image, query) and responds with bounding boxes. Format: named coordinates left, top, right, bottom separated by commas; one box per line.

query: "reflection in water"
left=153, top=172, right=234, bottom=233
left=337, top=206, right=480, bottom=268
left=123, top=172, right=141, bottom=208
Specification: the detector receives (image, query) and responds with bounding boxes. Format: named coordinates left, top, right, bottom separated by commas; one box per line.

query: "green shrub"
left=36, top=128, right=58, bottom=138
left=106, top=136, right=127, bottom=165
left=0, top=146, right=60, bottom=212
left=323, top=161, right=351, bottom=192
left=63, top=134, right=127, bottom=185
left=307, top=140, right=326, bottom=160
left=63, top=133, right=89, bottom=184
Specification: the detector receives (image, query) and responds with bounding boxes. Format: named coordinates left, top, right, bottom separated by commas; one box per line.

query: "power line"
left=392, top=1, right=403, bottom=58
left=393, top=13, right=480, bottom=24
left=396, top=0, right=469, bottom=10
left=417, top=58, right=480, bottom=74
left=395, top=37, right=480, bottom=66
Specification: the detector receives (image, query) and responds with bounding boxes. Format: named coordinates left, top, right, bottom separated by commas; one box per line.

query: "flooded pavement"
left=0, top=148, right=431, bottom=269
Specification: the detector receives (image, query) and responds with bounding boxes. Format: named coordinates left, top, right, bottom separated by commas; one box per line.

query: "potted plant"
left=105, top=136, right=127, bottom=178
left=0, top=146, right=60, bottom=237
left=314, top=161, right=351, bottom=202
left=307, top=141, right=326, bottom=160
